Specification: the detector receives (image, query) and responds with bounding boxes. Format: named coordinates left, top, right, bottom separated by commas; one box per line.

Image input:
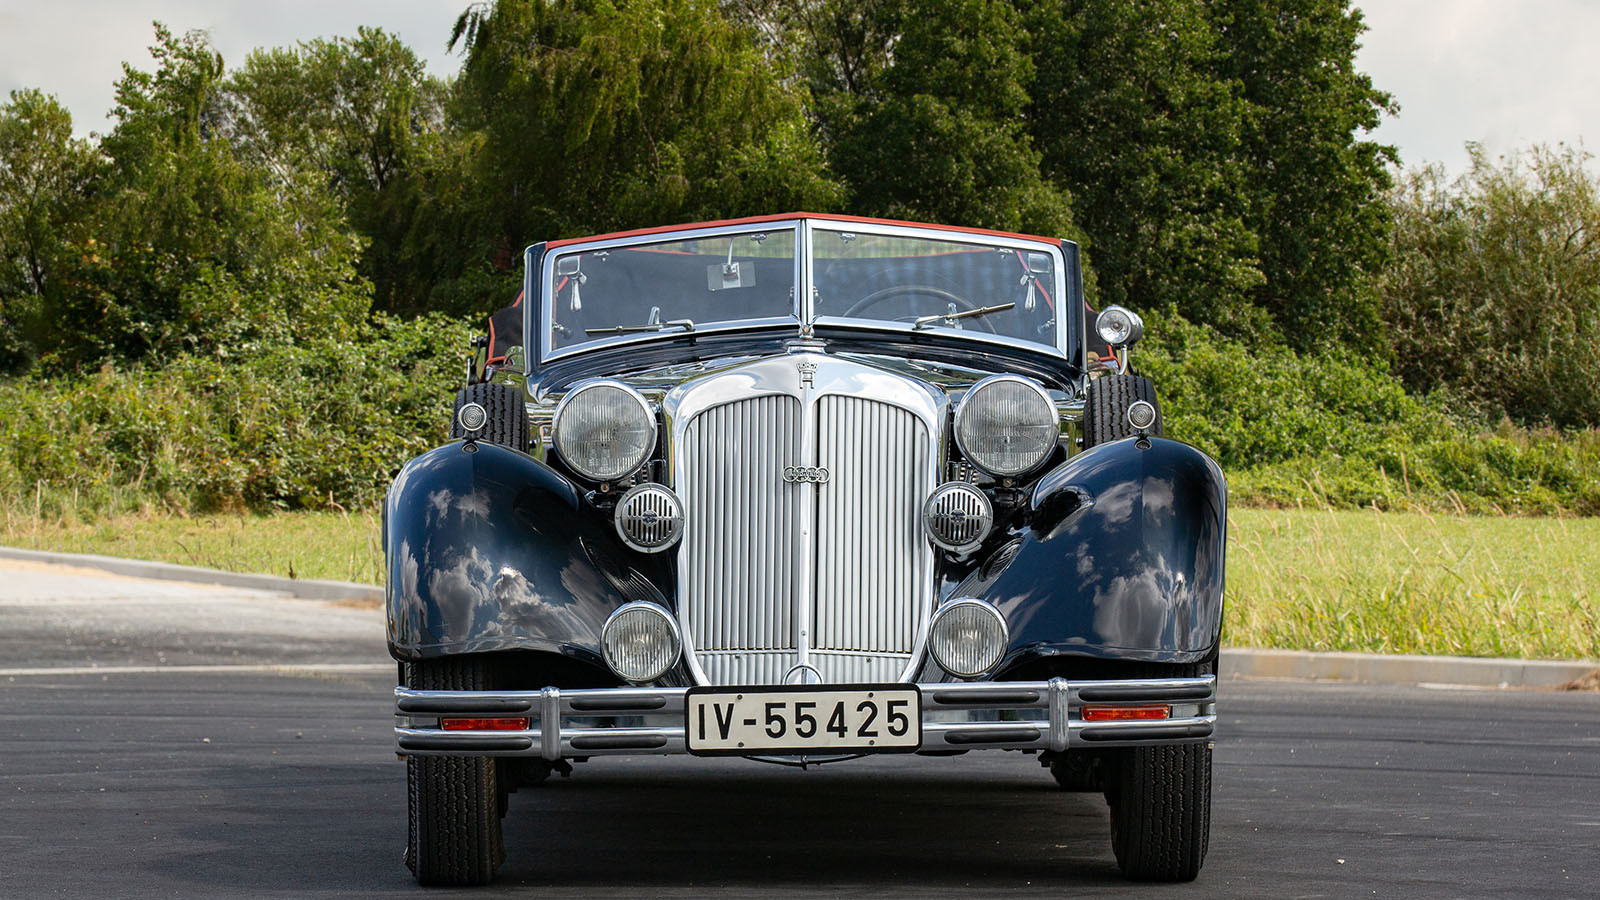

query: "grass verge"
left=3, top=507, right=1596, bottom=662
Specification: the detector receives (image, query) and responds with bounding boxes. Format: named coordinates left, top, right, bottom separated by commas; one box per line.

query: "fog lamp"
left=928, top=598, right=1008, bottom=678
left=600, top=602, right=681, bottom=683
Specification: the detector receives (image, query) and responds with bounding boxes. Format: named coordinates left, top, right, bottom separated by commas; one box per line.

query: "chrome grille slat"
left=672, top=357, right=940, bottom=687
left=681, top=396, right=799, bottom=657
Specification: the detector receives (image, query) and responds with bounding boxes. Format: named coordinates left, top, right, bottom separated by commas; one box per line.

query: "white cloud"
left=0, top=0, right=466, bottom=137
left=1355, top=0, right=1600, bottom=174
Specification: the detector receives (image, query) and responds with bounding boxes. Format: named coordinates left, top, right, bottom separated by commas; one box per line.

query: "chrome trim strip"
left=393, top=675, right=1217, bottom=757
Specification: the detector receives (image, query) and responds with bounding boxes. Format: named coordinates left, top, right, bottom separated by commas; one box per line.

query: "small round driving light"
left=1127, top=400, right=1157, bottom=431
left=928, top=598, right=1008, bottom=679
left=1094, top=305, right=1144, bottom=347
left=457, top=402, right=487, bottom=434
left=954, top=375, right=1058, bottom=477
left=553, top=380, right=657, bottom=482
left=615, top=484, right=684, bottom=552
left=923, top=482, right=993, bottom=552
left=600, top=602, right=681, bottom=684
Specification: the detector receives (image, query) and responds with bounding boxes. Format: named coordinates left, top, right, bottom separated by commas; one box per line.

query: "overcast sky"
left=1, top=1, right=1596, bottom=177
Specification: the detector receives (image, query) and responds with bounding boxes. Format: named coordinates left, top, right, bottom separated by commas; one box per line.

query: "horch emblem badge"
left=782, top=465, right=830, bottom=484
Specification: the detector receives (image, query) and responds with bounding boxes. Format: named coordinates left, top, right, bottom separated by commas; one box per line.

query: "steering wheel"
left=839, top=284, right=996, bottom=333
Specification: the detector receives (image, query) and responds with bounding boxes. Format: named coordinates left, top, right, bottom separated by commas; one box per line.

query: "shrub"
left=0, top=314, right=471, bottom=516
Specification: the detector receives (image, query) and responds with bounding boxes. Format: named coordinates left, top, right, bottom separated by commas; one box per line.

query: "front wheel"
left=405, top=658, right=505, bottom=886
left=1102, top=659, right=1213, bottom=880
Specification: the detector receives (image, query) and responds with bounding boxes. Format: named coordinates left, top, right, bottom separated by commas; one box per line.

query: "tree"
left=1209, top=0, right=1396, bottom=351
left=226, top=28, right=471, bottom=316
left=450, top=0, right=843, bottom=258
left=38, top=24, right=372, bottom=368
left=781, top=0, right=1079, bottom=238
left=0, top=89, right=96, bottom=371
left=1024, top=0, right=1263, bottom=331
left=1382, top=144, right=1600, bottom=427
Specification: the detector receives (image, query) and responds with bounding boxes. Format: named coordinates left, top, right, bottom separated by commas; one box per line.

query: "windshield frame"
left=535, top=216, right=1071, bottom=365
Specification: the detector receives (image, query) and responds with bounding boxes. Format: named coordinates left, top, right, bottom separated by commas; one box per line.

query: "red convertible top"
left=544, top=213, right=1064, bottom=250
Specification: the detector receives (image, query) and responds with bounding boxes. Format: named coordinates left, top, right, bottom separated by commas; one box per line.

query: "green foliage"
left=1382, top=144, right=1600, bottom=428
left=1141, top=312, right=1600, bottom=514
left=1024, top=0, right=1262, bottom=329
left=0, top=315, right=470, bottom=514
left=451, top=0, right=844, bottom=248
left=1210, top=0, right=1397, bottom=351
left=0, top=89, right=96, bottom=371
left=787, top=0, right=1079, bottom=238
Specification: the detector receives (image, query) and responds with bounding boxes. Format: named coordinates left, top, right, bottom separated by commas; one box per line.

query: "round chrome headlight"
left=1095, top=305, right=1144, bottom=347
left=923, top=482, right=992, bottom=552
left=600, top=601, right=681, bottom=683
left=615, top=484, right=684, bottom=552
left=954, top=375, right=1058, bottom=477
left=928, top=598, right=1008, bottom=678
left=553, top=381, right=656, bottom=482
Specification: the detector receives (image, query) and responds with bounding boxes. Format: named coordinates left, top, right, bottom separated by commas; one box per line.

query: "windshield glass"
left=549, top=229, right=797, bottom=352
left=812, top=229, right=1060, bottom=348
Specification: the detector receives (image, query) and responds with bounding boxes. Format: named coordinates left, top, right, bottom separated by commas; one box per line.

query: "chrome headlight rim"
left=1094, top=304, right=1144, bottom=348
left=953, top=374, right=1058, bottom=478
left=599, top=600, right=683, bottom=684
left=922, top=482, right=993, bottom=553
left=614, top=483, right=685, bottom=553
left=927, top=597, right=1009, bottom=679
left=552, top=379, right=657, bottom=483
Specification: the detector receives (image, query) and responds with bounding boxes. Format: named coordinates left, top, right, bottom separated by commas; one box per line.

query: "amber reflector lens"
left=440, top=717, right=530, bottom=731
left=1082, top=705, right=1170, bottom=722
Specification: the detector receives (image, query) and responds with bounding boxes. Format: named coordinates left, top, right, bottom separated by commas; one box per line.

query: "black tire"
left=405, top=658, right=505, bottom=886
left=451, top=382, right=529, bottom=452
left=1082, top=374, right=1162, bottom=448
left=1103, top=657, right=1213, bottom=881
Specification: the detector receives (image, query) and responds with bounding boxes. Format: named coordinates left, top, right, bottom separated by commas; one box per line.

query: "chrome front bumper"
left=394, top=676, right=1217, bottom=758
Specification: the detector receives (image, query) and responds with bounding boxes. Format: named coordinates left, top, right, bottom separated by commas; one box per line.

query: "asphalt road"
left=3, top=561, right=1599, bottom=899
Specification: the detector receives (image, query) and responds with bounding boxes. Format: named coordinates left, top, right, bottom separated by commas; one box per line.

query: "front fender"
left=958, top=436, right=1226, bottom=671
left=384, top=441, right=669, bottom=664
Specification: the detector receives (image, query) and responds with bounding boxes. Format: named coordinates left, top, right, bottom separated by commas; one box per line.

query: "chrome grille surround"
left=664, top=354, right=946, bottom=686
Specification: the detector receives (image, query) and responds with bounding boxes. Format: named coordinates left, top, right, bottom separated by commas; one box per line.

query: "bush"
left=1139, top=310, right=1600, bottom=514
left=0, top=314, right=471, bottom=516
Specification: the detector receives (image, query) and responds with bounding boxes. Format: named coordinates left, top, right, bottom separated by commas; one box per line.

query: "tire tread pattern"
left=405, top=658, right=504, bottom=886
left=451, top=382, right=528, bottom=452
left=1104, top=657, right=1213, bottom=881
left=1082, top=374, right=1162, bottom=447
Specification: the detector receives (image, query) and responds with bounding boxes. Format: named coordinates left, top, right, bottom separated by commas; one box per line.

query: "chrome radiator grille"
left=674, top=364, right=937, bottom=687
left=679, top=395, right=801, bottom=657
left=813, top=396, right=929, bottom=655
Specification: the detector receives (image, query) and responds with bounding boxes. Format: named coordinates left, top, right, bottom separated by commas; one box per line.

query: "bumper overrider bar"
left=394, top=676, right=1217, bottom=758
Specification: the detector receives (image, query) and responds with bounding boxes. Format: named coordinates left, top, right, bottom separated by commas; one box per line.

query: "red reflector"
left=1083, top=705, right=1171, bottom=722
left=440, top=717, right=530, bottom=731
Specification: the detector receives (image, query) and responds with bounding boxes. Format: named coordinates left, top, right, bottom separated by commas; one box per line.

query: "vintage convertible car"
left=386, top=214, right=1226, bottom=885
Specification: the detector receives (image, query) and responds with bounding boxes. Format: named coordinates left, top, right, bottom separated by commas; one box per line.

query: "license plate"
left=685, top=685, right=922, bottom=755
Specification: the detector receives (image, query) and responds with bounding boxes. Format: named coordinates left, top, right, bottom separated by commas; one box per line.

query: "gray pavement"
left=3, top=561, right=1599, bottom=898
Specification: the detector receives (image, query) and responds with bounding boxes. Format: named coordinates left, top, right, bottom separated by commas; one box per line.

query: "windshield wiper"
left=584, top=318, right=696, bottom=336
left=912, top=302, right=1015, bottom=330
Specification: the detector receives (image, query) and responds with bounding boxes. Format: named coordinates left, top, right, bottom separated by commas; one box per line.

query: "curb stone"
left=4, top=545, right=1595, bottom=689
left=0, top=545, right=381, bottom=605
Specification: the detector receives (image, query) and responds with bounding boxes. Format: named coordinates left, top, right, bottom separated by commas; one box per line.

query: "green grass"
left=0, top=509, right=382, bottom=585
left=1227, top=509, right=1600, bottom=661
left=3, top=506, right=1597, bottom=662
